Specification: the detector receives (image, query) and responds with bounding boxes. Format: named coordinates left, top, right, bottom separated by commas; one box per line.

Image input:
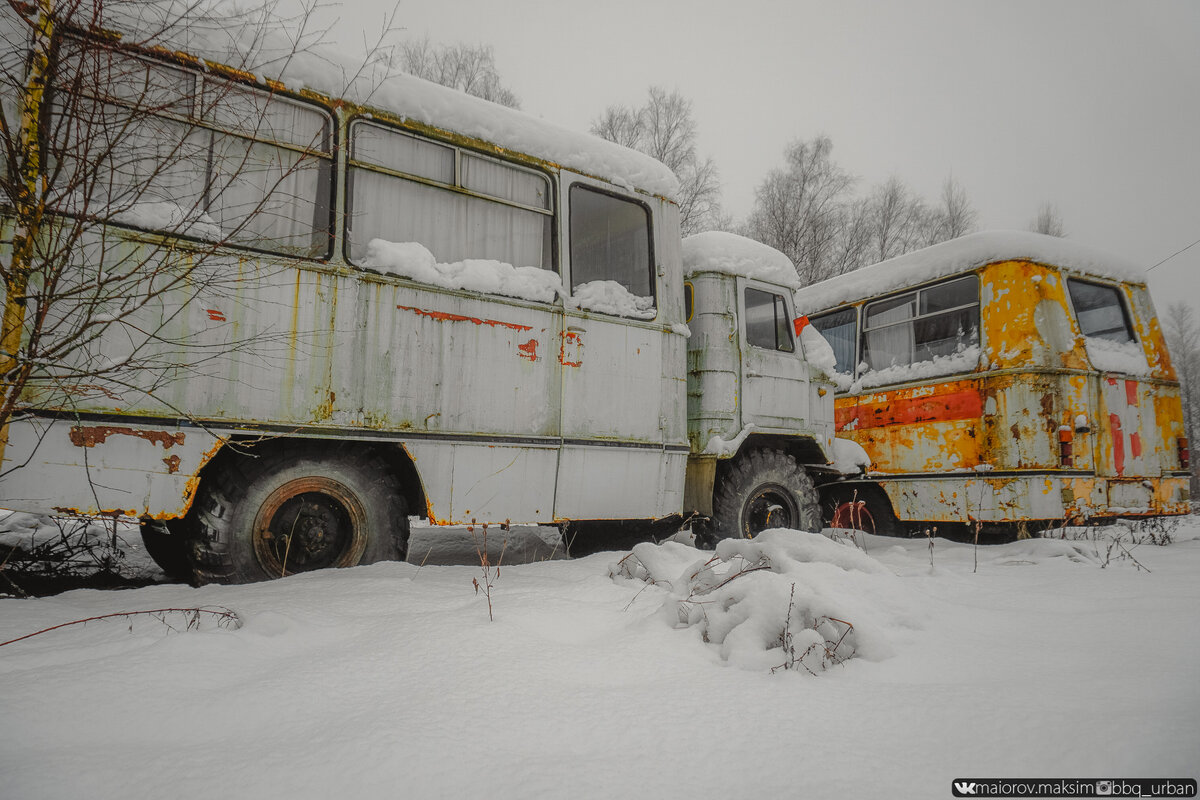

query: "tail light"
left=1179, top=437, right=1190, bottom=470
left=1058, top=426, right=1074, bottom=468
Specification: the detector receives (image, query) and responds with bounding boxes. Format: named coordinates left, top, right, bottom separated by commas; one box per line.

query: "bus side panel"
left=836, top=379, right=983, bottom=474
left=0, top=416, right=219, bottom=518
left=402, top=440, right=559, bottom=525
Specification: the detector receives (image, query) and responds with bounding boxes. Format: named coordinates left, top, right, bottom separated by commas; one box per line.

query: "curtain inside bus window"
left=347, top=123, right=553, bottom=274
left=811, top=308, right=856, bottom=374
left=864, top=293, right=917, bottom=370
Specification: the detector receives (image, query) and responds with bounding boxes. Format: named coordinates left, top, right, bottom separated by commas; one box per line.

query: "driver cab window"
left=744, top=287, right=794, bottom=352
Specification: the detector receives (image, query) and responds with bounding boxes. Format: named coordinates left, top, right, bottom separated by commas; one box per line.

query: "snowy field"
left=2, top=520, right=1198, bottom=799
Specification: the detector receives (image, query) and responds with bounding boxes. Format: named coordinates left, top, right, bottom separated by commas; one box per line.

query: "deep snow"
left=2, top=519, right=1198, bottom=799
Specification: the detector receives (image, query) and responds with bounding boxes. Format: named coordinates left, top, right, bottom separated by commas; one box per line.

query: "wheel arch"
left=195, top=436, right=427, bottom=522
left=731, top=432, right=831, bottom=470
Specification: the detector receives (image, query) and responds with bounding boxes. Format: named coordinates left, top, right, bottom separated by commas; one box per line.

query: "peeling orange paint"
left=69, top=425, right=185, bottom=450
left=396, top=304, right=533, bottom=332
left=560, top=331, right=583, bottom=367
left=517, top=338, right=539, bottom=361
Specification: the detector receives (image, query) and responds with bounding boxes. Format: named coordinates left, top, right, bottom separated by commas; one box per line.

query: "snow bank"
left=1083, top=336, right=1152, bottom=377
left=612, top=530, right=904, bottom=673
left=110, top=201, right=223, bottom=241
left=852, top=344, right=981, bottom=391
left=703, top=423, right=755, bottom=456
left=799, top=322, right=837, bottom=374
left=361, top=239, right=564, bottom=304
left=93, top=3, right=679, bottom=199
left=569, top=280, right=656, bottom=319
left=795, top=231, right=1146, bottom=313
left=681, top=231, right=801, bottom=289
left=831, top=438, right=871, bottom=475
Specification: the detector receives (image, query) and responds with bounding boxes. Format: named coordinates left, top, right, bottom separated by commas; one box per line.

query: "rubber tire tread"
left=140, top=520, right=193, bottom=581
left=187, top=446, right=408, bottom=585
left=703, top=449, right=821, bottom=546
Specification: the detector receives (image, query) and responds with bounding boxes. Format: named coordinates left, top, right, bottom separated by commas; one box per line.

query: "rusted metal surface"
left=69, top=425, right=185, bottom=450
left=2, top=416, right=220, bottom=518
left=827, top=258, right=1187, bottom=525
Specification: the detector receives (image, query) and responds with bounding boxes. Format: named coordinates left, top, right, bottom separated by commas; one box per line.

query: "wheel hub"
left=252, top=477, right=369, bottom=576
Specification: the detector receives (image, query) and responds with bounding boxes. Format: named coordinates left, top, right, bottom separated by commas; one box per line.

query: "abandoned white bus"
left=0, top=10, right=835, bottom=582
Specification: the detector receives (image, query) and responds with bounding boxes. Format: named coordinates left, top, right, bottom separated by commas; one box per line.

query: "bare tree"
left=397, top=36, right=519, bottom=109
left=744, top=136, right=856, bottom=284
left=933, top=175, right=978, bottom=241
left=1164, top=302, right=1200, bottom=497
left=1031, top=202, right=1066, bottom=237
left=744, top=136, right=978, bottom=284
left=0, top=0, right=393, bottom=467
left=865, top=176, right=931, bottom=262
left=591, top=86, right=722, bottom=236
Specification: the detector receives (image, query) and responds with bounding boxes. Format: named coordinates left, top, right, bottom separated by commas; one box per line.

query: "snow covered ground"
left=2, top=520, right=1198, bottom=799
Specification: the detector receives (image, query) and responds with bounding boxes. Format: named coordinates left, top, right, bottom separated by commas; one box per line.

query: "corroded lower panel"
left=0, top=416, right=220, bottom=517
left=879, top=473, right=1189, bottom=524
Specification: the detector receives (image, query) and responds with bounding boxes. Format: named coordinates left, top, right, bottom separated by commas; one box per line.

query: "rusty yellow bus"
left=797, top=232, right=1189, bottom=536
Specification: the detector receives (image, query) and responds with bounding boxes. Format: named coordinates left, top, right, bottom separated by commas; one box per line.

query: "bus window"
left=744, top=287, right=794, bottom=352
left=863, top=274, right=978, bottom=371
left=569, top=185, right=655, bottom=314
left=811, top=308, right=856, bottom=374
left=1067, top=278, right=1135, bottom=343
left=347, top=122, right=554, bottom=273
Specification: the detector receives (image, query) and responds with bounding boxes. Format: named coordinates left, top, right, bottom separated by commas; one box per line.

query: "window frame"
left=566, top=181, right=657, bottom=319
left=48, top=35, right=338, bottom=260
left=344, top=118, right=557, bottom=277
left=859, top=273, right=980, bottom=376
left=810, top=305, right=859, bottom=377
left=1065, top=276, right=1137, bottom=344
left=742, top=285, right=796, bottom=353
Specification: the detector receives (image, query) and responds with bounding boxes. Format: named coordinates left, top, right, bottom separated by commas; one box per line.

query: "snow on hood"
left=682, top=231, right=801, bottom=289
left=795, top=231, right=1146, bottom=313
left=82, top=1, right=679, bottom=199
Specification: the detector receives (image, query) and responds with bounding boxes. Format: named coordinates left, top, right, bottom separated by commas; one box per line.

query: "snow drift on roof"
left=682, top=231, right=801, bottom=289
left=794, top=231, right=1146, bottom=313
left=83, top=2, right=680, bottom=199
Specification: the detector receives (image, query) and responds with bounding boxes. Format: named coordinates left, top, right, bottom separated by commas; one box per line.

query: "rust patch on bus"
left=396, top=305, right=533, bottom=332
left=69, top=425, right=185, bottom=450
left=517, top=338, right=539, bottom=361
left=836, top=387, right=982, bottom=431
left=162, top=454, right=182, bottom=474
left=560, top=331, right=583, bottom=367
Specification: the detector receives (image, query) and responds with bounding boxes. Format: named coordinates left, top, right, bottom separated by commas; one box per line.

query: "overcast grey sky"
left=318, top=0, right=1200, bottom=316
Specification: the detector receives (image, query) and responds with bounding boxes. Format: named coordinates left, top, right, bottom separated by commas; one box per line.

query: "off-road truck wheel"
left=699, top=448, right=821, bottom=546
left=187, top=447, right=408, bottom=585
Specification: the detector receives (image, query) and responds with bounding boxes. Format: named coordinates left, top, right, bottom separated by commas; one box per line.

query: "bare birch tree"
left=1030, top=202, right=1066, bottom=237
left=0, top=0, right=393, bottom=468
left=398, top=36, right=519, bottom=109
left=591, top=86, right=722, bottom=236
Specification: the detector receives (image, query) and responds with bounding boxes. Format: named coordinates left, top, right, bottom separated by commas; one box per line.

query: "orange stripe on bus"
left=836, top=389, right=983, bottom=431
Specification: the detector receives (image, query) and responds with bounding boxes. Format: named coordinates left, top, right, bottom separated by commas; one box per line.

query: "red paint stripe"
left=836, top=389, right=983, bottom=431
left=1130, top=432, right=1142, bottom=459
left=396, top=305, right=532, bottom=332
left=1125, top=380, right=1139, bottom=407
left=1110, top=413, right=1125, bottom=476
